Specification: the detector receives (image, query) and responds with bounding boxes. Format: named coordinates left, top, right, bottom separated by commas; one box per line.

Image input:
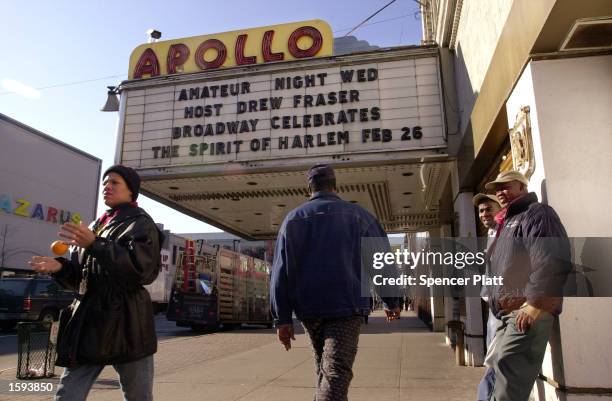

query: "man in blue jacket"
left=270, top=164, right=401, bottom=401
left=484, top=171, right=571, bottom=401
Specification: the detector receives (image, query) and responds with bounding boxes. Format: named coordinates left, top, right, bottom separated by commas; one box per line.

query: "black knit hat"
left=103, top=165, right=141, bottom=201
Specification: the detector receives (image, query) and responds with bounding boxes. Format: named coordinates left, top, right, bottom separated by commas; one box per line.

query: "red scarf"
left=493, top=194, right=527, bottom=237
left=494, top=208, right=508, bottom=237
left=95, top=202, right=138, bottom=231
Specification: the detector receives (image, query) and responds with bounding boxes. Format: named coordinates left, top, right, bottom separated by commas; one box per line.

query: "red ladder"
left=182, top=239, right=196, bottom=292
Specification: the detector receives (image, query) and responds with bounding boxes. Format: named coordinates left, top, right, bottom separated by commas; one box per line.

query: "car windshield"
left=0, top=279, right=29, bottom=297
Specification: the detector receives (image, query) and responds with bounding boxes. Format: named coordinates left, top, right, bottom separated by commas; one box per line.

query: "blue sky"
left=0, top=0, right=423, bottom=234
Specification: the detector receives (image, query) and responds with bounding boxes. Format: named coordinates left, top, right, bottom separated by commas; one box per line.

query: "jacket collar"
left=97, top=202, right=146, bottom=230
left=310, top=191, right=340, bottom=201
left=104, top=201, right=137, bottom=214
left=111, top=204, right=146, bottom=225
left=506, top=192, right=538, bottom=219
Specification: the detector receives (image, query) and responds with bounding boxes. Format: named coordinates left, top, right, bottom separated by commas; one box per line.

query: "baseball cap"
left=472, top=193, right=500, bottom=207
left=306, top=164, right=335, bottom=183
left=484, top=170, right=529, bottom=191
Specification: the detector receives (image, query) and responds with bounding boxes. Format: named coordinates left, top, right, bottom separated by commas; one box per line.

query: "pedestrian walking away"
left=270, top=164, right=401, bottom=401
left=29, top=164, right=164, bottom=401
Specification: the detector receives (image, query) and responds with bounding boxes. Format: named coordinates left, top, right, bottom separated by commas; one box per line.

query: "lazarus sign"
left=129, top=20, right=333, bottom=79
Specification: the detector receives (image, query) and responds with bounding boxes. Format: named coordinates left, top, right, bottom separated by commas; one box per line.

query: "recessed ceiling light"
left=402, top=172, right=414, bottom=177
left=169, top=186, right=179, bottom=190
left=403, top=191, right=412, bottom=195
left=247, top=182, right=258, bottom=186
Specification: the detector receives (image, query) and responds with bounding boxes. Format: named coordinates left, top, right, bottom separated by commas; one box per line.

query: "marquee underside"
left=139, top=158, right=453, bottom=240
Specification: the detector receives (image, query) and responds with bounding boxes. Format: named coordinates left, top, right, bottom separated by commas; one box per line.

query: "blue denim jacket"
left=270, top=191, right=400, bottom=325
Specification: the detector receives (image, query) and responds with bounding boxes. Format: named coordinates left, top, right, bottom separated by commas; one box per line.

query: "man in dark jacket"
left=30, top=165, right=162, bottom=401
left=270, top=164, right=401, bottom=401
left=473, top=193, right=501, bottom=401
left=484, top=171, right=571, bottom=401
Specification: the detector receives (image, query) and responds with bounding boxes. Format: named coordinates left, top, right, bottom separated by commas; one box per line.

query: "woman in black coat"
left=30, top=165, right=163, bottom=401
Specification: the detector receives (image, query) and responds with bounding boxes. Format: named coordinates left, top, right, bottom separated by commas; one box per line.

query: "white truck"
left=0, top=113, right=101, bottom=274
left=144, top=229, right=188, bottom=313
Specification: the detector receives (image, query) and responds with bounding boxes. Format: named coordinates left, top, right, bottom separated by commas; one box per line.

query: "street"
left=0, top=311, right=484, bottom=401
left=0, top=314, right=277, bottom=377
left=0, top=332, right=17, bottom=372
left=0, top=313, right=279, bottom=400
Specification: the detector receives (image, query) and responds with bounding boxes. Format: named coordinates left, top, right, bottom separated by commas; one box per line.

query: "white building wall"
left=506, top=55, right=612, bottom=400
left=0, top=118, right=100, bottom=270
left=453, top=0, right=513, bottom=134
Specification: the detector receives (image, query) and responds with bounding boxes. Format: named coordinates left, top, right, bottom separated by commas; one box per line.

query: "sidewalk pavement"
left=1, top=310, right=484, bottom=401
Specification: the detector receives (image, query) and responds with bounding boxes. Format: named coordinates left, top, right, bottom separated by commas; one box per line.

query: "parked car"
left=0, top=276, right=75, bottom=330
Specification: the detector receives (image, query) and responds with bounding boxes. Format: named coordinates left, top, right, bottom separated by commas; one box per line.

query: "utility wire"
left=344, top=0, right=398, bottom=37
left=333, top=12, right=416, bottom=34
left=0, top=74, right=126, bottom=96
left=35, top=74, right=126, bottom=90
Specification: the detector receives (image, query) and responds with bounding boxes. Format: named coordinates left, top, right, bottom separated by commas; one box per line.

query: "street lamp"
left=101, top=86, right=120, bottom=112
left=147, top=29, right=162, bottom=43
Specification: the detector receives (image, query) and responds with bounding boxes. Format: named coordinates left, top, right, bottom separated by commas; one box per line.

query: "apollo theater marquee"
left=115, top=20, right=451, bottom=239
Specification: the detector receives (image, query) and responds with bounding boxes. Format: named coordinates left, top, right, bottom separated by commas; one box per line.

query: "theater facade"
left=114, top=20, right=453, bottom=240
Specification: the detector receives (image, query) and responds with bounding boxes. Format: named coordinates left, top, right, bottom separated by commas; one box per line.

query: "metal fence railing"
left=16, top=321, right=58, bottom=379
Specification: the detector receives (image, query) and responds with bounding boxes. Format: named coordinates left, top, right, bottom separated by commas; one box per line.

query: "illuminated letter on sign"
left=262, top=30, right=284, bottom=62
left=133, top=48, right=160, bottom=79
left=167, top=43, right=190, bottom=74
left=235, top=34, right=257, bottom=65
left=195, top=39, right=227, bottom=70
left=288, top=26, right=323, bottom=58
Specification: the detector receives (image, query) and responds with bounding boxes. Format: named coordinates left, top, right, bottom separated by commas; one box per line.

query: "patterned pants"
left=301, top=316, right=363, bottom=401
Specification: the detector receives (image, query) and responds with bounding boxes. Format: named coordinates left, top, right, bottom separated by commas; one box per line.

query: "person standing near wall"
left=472, top=193, right=501, bottom=401
left=484, top=171, right=571, bottom=401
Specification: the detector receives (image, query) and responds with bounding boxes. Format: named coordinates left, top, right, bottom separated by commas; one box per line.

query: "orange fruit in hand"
left=51, top=241, right=69, bottom=256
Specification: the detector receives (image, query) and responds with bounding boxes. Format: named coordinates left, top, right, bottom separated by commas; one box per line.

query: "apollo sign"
left=119, top=23, right=445, bottom=169
left=128, top=20, right=333, bottom=79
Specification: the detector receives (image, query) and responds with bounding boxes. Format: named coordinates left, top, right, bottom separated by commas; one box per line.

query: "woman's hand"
left=59, top=221, right=96, bottom=248
left=29, top=256, right=62, bottom=274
